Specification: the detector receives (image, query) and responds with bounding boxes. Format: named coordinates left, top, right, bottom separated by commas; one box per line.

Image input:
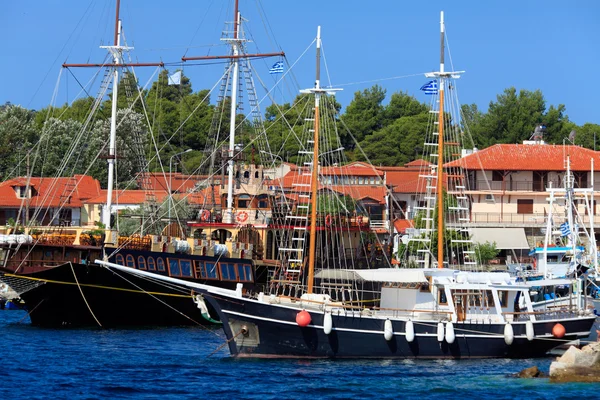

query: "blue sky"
left=2, top=0, right=598, bottom=127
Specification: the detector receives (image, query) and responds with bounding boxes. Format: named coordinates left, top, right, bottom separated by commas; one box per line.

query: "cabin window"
left=438, top=288, right=447, bottom=305
left=255, top=171, right=259, bottom=179
left=420, top=276, right=432, bottom=292
left=220, top=263, right=237, bottom=281
left=195, top=260, right=206, bottom=279
left=180, top=260, right=193, bottom=277
left=115, top=254, right=125, bottom=265
left=126, top=254, right=135, bottom=268
left=147, top=257, right=156, bottom=271
left=237, top=264, right=253, bottom=282
left=498, top=291, right=508, bottom=307
left=243, top=171, right=250, bottom=179
left=137, top=256, right=146, bottom=270
left=205, top=262, right=219, bottom=279
left=168, top=258, right=181, bottom=276
left=156, top=257, right=166, bottom=272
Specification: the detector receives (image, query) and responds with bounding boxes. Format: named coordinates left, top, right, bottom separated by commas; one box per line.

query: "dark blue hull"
left=204, top=294, right=596, bottom=359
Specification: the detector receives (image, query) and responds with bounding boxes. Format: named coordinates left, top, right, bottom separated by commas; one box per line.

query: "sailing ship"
left=99, top=13, right=597, bottom=358
left=0, top=0, right=284, bottom=327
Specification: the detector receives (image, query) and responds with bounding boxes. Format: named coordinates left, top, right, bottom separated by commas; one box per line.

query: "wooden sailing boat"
left=100, top=14, right=596, bottom=358
left=0, top=0, right=283, bottom=327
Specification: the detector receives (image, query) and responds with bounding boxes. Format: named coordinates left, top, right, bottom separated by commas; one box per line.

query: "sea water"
left=0, top=310, right=598, bottom=399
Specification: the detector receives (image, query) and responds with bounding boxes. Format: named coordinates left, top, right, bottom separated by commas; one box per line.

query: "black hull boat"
left=204, top=295, right=596, bottom=359
left=1, top=250, right=262, bottom=327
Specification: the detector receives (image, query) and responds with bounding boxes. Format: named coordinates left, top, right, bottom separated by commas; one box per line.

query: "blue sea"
left=1, top=310, right=598, bottom=399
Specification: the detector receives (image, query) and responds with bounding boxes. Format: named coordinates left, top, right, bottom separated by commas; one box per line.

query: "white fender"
left=437, top=322, right=445, bottom=342
left=384, top=319, right=393, bottom=341
left=323, top=312, right=333, bottom=335
left=525, top=320, right=534, bottom=341
left=445, top=322, right=455, bottom=344
left=405, top=320, right=415, bottom=343
left=504, top=322, right=514, bottom=345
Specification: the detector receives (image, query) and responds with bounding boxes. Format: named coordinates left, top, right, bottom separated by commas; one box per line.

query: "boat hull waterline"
left=1, top=262, right=220, bottom=327
left=205, top=295, right=596, bottom=359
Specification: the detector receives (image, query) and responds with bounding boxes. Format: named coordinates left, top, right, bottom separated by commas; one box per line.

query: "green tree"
left=0, top=105, right=39, bottom=179
left=474, top=241, right=500, bottom=265
left=340, top=85, right=386, bottom=147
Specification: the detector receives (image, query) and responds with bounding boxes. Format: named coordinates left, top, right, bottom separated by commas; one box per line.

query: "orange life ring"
left=236, top=211, right=249, bottom=224
left=200, top=210, right=210, bottom=221
left=325, top=214, right=332, bottom=227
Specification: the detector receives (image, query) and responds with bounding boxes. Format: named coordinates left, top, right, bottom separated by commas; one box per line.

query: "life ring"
left=200, top=210, right=210, bottom=221
left=325, top=214, right=332, bottom=227
left=236, top=211, right=249, bottom=224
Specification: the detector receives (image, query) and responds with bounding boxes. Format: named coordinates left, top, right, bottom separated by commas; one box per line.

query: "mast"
left=436, top=11, right=445, bottom=268
left=300, top=27, right=341, bottom=294
left=225, top=1, right=241, bottom=224
left=102, top=19, right=123, bottom=230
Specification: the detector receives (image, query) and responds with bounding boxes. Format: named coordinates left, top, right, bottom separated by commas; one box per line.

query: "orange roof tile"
left=0, top=175, right=101, bottom=208
left=393, top=219, right=413, bottom=233
left=445, top=144, right=600, bottom=171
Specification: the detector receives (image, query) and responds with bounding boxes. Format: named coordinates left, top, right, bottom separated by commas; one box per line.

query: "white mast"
left=224, top=9, right=242, bottom=224
left=100, top=20, right=132, bottom=230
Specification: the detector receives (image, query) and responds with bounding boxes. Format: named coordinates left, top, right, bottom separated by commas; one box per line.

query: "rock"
left=550, top=343, right=600, bottom=383
left=516, top=366, right=547, bottom=378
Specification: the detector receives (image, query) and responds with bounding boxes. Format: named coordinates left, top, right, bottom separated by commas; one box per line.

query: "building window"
left=237, top=194, right=251, bottom=209
left=137, top=256, right=146, bottom=270
left=257, top=194, right=269, bottom=209
left=517, top=199, right=534, bottom=214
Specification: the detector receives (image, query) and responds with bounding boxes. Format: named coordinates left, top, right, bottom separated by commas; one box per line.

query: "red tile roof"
left=138, top=172, right=210, bottom=192
left=321, top=164, right=384, bottom=177
left=86, top=190, right=169, bottom=205
left=0, top=175, right=101, bottom=208
left=445, top=144, right=600, bottom=171
left=393, top=219, right=413, bottom=233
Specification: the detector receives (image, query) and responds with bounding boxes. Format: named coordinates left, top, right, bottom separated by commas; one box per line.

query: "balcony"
left=471, top=179, right=563, bottom=192
left=469, top=212, right=600, bottom=226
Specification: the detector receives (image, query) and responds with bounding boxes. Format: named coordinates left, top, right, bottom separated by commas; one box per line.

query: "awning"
left=469, top=227, right=529, bottom=250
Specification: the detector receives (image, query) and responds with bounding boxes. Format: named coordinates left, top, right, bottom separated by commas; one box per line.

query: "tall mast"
left=424, top=11, right=463, bottom=268
left=102, top=19, right=123, bottom=230
left=300, top=27, right=341, bottom=294
left=62, top=0, right=163, bottom=234
left=225, top=0, right=241, bottom=224
left=436, top=11, right=445, bottom=268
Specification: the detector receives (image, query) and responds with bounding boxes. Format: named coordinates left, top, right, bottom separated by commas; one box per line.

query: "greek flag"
left=560, top=222, right=570, bottom=237
left=269, top=61, right=284, bottom=74
left=168, top=71, right=182, bottom=85
left=420, top=80, right=438, bottom=95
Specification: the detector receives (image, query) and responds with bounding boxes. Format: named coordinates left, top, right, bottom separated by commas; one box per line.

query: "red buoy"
left=296, top=310, right=311, bottom=327
left=552, top=323, right=566, bottom=338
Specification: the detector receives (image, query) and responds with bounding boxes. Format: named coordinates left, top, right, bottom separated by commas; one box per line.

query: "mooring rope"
left=207, top=328, right=247, bottom=358
left=70, top=262, right=102, bottom=327
left=17, top=298, right=45, bottom=324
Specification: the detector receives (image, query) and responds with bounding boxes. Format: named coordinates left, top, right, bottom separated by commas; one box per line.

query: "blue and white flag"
left=560, top=222, right=570, bottom=237
left=420, top=79, right=438, bottom=95
left=269, top=61, right=284, bottom=74
left=168, top=71, right=182, bottom=85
